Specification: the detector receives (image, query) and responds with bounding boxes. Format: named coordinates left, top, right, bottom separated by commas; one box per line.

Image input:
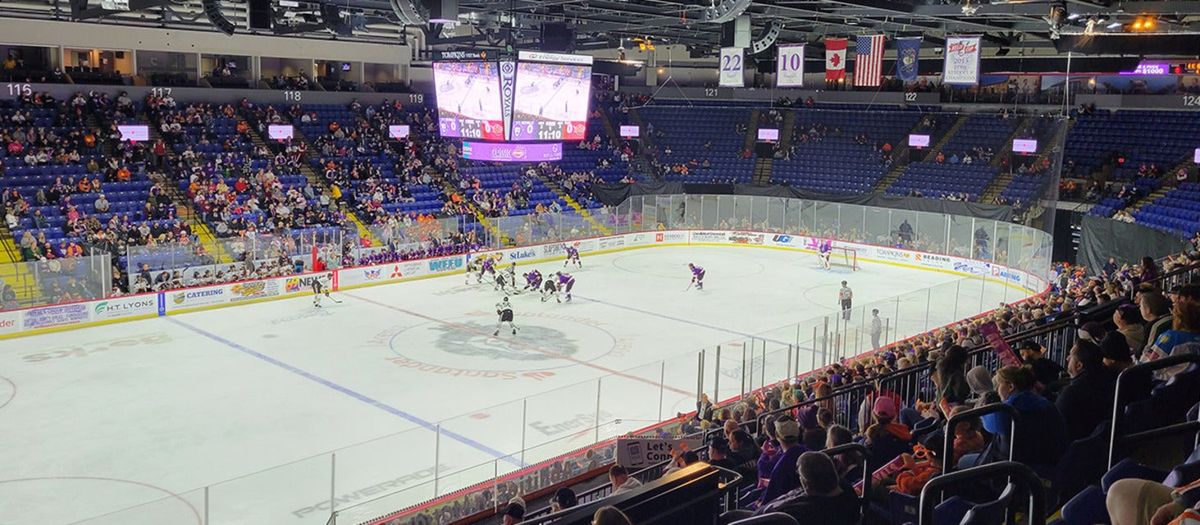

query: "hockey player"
left=564, top=244, right=581, bottom=268
left=688, top=263, right=706, bottom=290
left=312, top=272, right=333, bottom=308
left=524, top=269, right=543, bottom=292
left=503, top=262, right=517, bottom=287
left=555, top=271, right=576, bottom=303
left=479, top=255, right=497, bottom=284
left=818, top=239, right=833, bottom=270
left=494, top=271, right=510, bottom=293
left=493, top=296, right=518, bottom=336
left=465, top=255, right=481, bottom=285
left=541, top=277, right=559, bottom=302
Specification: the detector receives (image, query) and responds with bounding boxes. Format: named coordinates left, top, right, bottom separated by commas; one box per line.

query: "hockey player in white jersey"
left=541, top=277, right=558, bottom=302
left=493, top=296, right=518, bottom=336
left=312, top=272, right=334, bottom=308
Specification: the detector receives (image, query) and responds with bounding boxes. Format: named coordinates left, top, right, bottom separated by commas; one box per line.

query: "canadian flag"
left=825, top=38, right=848, bottom=81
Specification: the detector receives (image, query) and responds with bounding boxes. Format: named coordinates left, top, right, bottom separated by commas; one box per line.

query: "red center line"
left=345, top=292, right=693, bottom=396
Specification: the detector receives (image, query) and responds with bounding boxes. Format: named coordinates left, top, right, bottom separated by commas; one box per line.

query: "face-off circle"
left=387, top=311, right=620, bottom=373
left=0, top=375, right=14, bottom=412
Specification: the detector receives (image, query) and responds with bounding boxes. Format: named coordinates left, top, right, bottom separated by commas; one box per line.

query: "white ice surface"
left=0, top=246, right=1027, bottom=524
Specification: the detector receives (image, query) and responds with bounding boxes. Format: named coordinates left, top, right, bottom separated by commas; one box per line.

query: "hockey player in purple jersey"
left=479, top=256, right=497, bottom=283
left=524, top=269, right=543, bottom=292
left=564, top=245, right=581, bottom=268
left=555, top=271, right=576, bottom=302
left=818, top=239, right=833, bottom=270
left=688, top=263, right=706, bottom=290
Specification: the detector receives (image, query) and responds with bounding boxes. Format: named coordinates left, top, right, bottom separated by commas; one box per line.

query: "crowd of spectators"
left=0, top=90, right=189, bottom=296
left=267, top=74, right=312, bottom=91
left=645, top=248, right=1200, bottom=525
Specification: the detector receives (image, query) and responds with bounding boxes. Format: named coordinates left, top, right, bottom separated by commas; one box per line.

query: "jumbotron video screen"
left=510, top=61, right=592, bottom=141
left=432, top=61, right=506, bottom=141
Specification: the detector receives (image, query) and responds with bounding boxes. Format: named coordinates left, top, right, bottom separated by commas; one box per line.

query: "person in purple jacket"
left=688, top=263, right=706, bottom=290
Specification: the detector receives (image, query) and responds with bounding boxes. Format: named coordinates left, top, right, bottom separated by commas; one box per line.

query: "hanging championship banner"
left=719, top=47, right=745, bottom=87
left=776, top=44, right=805, bottom=87
left=943, top=36, right=982, bottom=86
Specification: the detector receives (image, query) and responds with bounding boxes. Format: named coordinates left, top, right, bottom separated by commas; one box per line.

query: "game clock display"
left=509, top=120, right=586, bottom=141
left=439, top=118, right=506, bottom=141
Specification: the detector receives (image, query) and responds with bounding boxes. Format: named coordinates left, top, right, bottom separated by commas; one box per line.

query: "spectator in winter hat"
left=1113, top=303, right=1147, bottom=352
left=1078, top=321, right=1105, bottom=343
left=759, top=417, right=805, bottom=505
left=1100, top=331, right=1135, bottom=373
left=1017, top=340, right=1063, bottom=388
left=865, top=396, right=912, bottom=469
left=550, top=488, right=578, bottom=513
left=966, top=365, right=997, bottom=408
left=502, top=496, right=525, bottom=524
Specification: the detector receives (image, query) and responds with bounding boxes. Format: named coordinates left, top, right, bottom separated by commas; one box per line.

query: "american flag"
left=854, top=34, right=886, bottom=87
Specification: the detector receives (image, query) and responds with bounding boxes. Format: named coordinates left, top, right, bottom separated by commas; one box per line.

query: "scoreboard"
left=432, top=51, right=592, bottom=143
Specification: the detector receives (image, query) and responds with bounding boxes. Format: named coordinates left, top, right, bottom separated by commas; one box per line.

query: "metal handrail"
left=1108, top=353, right=1200, bottom=468
left=521, top=457, right=676, bottom=520
left=521, top=463, right=743, bottom=525
left=942, top=403, right=1019, bottom=475
left=918, top=461, right=1046, bottom=525
left=823, top=443, right=871, bottom=520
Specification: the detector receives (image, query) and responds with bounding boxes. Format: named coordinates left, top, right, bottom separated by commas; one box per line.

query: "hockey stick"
left=685, top=280, right=694, bottom=292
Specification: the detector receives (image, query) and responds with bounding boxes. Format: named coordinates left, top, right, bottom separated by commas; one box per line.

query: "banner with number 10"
left=776, top=44, right=805, bottom=87
left=719, top=47, right=744, bottom=87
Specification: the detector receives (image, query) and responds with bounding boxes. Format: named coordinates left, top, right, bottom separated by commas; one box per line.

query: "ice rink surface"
left=435, top=70, right=502, bottom=121
left=513, top=69, right=590, bottom=121
left=0, top=245, right=1026, bottom=524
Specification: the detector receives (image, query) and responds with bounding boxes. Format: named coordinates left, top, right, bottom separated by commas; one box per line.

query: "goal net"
left=821, top=247, right=858, bottom=271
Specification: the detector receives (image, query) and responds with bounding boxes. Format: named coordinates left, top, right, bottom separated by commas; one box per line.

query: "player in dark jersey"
left=524, top=269, right=543, bottom=292
left=564, top=245, right=581, bottom=268
left=478, top=256, right=497, bottom=285
left=688, top=263, right=705, bottom=290
left=555, top=271, right=575, bottom=303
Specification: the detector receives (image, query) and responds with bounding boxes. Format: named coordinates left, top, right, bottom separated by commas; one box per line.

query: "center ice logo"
left=384, top=312, right=618, bottom=375
left=434, top=321, right=577, bottom=362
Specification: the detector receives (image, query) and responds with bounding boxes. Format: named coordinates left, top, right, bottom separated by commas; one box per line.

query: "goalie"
left=818, top=239, right=834, bottom=270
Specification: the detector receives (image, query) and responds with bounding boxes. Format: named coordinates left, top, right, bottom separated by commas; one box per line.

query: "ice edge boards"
left=0, top=230, right=1045, bottom=340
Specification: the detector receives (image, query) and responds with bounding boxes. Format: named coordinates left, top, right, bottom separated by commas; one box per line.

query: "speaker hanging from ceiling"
left=750, top=20, right=783, bottom=55
left=202, top=0, right=237, bottom=35
left=389, top=0, right=428, bottom=25
left=248, top=0, right=271, bottom=30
